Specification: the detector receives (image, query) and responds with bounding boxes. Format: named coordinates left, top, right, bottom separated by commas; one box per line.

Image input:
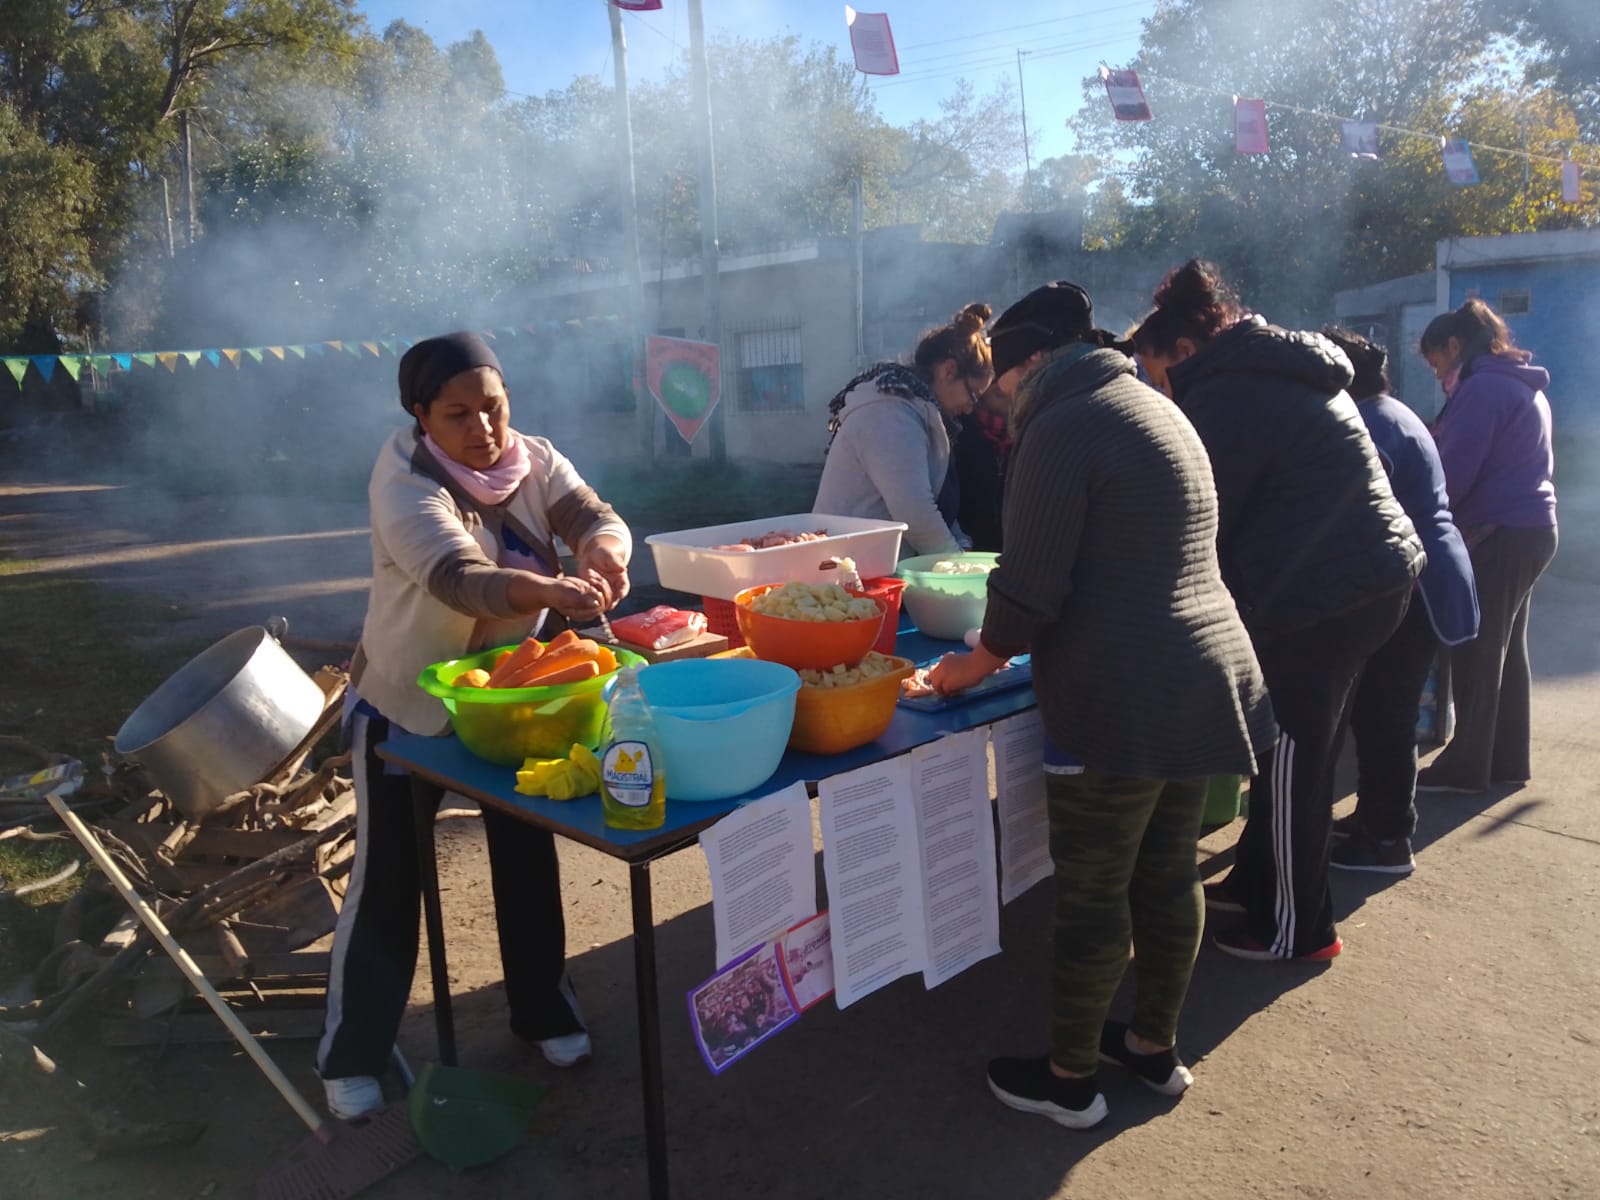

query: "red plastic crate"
left=854, top=577, right=904, bottom=657
left=701, top=596, right=745, bottom=647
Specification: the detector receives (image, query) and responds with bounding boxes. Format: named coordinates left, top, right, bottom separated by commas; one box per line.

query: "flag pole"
left=687, top=0, right=725, bottom=463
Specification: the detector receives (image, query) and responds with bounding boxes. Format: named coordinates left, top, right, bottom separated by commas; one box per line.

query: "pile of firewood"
left=2, top=668, right=356, bottom=1047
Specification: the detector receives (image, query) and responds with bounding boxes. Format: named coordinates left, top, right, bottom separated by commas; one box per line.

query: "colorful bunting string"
left=1, top=318, right=622, bottom=389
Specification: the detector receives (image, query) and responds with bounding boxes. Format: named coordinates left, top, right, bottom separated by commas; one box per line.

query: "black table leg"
left=413, top=777, right=457, bottom=1067
left=629, top=860, right=669, bottom=1200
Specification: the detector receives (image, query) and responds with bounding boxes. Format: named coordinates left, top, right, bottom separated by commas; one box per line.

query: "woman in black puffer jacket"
left=1133, top=260, right=1424, bottom=963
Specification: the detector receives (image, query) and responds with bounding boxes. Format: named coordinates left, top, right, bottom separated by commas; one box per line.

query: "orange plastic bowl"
left=732, top=584, right=886, bottom=672
left=790, top=656, right=916, bottom=755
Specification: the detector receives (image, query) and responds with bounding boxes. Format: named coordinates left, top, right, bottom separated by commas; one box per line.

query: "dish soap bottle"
left=600, top=668, right=666, bottom=830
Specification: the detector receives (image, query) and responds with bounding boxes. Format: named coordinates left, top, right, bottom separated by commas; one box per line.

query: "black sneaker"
left=1203, top=879, right=1245, bottom=915
left=1330, top=813, right=1364, bottom=841
left=986, top=1056, right=1108, bottom=1129
left=1330, top=833, right=1415, bottom=875
left=1098, top=1021, right=1194, bottom=1096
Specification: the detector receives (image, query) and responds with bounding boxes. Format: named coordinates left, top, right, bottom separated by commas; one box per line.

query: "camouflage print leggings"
left=1047, top=769, right=1207, bottom=1074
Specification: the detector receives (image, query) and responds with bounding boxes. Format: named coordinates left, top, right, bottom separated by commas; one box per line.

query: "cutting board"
left=579, top=628, right=731, bottom=664
left=896, top=655, right=1033, bottom=712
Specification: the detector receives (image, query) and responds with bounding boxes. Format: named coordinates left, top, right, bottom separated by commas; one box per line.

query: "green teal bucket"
left=1203, top=774, right=1242, bottom=826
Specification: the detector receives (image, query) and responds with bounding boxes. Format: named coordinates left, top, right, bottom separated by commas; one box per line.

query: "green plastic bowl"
left=417, top=644, right=647, bottom=766
left=896, top=552, right=999, bottom=640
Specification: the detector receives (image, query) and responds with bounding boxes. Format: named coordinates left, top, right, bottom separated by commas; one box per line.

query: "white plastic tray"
left=645, top=513, right=907, bottom=601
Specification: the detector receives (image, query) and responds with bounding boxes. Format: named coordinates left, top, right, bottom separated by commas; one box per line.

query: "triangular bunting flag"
left=222, top=349, right=242, bottom=366
left=288, top=345, right=307, bottom=359
left=5, top=359, right=27, bottom=388
left=323, top=341, right=343, bottom=353
left=181, top=351, right=202, bottom=367
left=112, top=354, right=132, bottom=371
left=343, top=342, right=363, bottom=358
left=379, top=339, right=398, bottom=355
left=361, top=341, right=380, bottom=357
left=245, top=348, right=264, bottom=363
left=203, top=350, right=221, bottom=366
left=30, top=356, right=57, bottom=383
left=306, top=343, right=326, bottom=356
left=397, top=338, right=414, bottom=349
left=134, top=353, right=157, bottom=368
left=267, top=346, right=286, bottom=361
left=157, top=352, right=180, bottom=373
left=88, top=355, right=113, bottom=375
left=57, top=356, right=84, bottom=381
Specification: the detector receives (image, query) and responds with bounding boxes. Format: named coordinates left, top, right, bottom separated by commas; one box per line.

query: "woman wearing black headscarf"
left=317, top=332, right=631, bottom=1118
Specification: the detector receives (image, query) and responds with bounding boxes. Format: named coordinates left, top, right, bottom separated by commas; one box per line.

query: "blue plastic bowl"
left=635, top=659, right=800, bottom=802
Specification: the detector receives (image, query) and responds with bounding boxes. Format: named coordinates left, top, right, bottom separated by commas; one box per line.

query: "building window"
left=734, top=323, right=804, bottom=412
left=1499, top=288, right=1531, bottom=316
left=587, top=339, right=635, bottom=412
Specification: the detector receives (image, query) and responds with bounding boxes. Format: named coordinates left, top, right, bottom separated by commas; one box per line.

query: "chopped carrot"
left=513, top=660, right=600, bottom=688
left=546, top=629, right=582, bottom=653
left=487, top=636, right=545, bottom=686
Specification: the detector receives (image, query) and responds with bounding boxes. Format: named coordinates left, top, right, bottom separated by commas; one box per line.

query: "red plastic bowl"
left=732, top=584, right=885, bottom=671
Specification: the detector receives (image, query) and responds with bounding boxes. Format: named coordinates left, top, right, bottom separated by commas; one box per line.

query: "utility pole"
left=1016, top=49, right=1034, bottom=212
left=688, top=0, right=725, bottom=463
left=851, top=176, right=866, bottom=367
left=179, top=110, right=197, bottom=244
left=607, top=1, right=653, bottom=459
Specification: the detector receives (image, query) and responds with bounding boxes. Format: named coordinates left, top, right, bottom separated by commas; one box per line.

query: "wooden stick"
left=48, top=795, right=324, bottom=1134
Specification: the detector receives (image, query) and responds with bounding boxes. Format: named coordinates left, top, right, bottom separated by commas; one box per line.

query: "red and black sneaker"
left=1213, top=930, right=1343, bottom=962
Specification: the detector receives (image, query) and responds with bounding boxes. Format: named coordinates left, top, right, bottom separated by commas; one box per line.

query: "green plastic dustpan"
left=407, top=1062, right=546, bottom=1172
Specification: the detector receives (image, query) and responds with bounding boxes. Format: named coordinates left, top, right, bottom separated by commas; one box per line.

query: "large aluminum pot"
left=114, top=626, right=328, bottom=820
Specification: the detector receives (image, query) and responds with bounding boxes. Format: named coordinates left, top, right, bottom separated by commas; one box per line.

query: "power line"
left=871, top=32, right=1142, bottom=88
left=896, top=2, right=1155, bottom=51
left=889, top=15, right=1147, bottom=68
left=1153, top=74, right=1598, bottom=171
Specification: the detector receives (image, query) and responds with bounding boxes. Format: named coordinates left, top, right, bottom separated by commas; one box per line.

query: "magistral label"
left=603, top=741, right=654, bottom=807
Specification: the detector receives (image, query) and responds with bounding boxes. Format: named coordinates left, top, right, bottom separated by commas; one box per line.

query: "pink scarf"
left=423, top=431, right=532, bottom=508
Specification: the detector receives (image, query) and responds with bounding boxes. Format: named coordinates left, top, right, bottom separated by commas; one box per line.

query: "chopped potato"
left=747, top=581, right=881, bottom=623
left=798, top=652, right=905, bottom=688
left=930, top=560, right=995, bottom=576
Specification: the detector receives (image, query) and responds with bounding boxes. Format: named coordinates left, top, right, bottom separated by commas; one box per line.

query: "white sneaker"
left=323, top=1074, right=384, bottom=1120
left=538, top=1031, right=592, bottom=1068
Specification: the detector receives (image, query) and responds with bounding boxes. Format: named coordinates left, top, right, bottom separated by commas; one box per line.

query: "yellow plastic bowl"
left=716, top=648, right=915, bottom=756
left=417, top=644, right=646, bottom=766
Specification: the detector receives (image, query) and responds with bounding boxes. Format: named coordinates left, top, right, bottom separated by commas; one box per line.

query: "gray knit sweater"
left=980, top=346, right=1276, bottom=779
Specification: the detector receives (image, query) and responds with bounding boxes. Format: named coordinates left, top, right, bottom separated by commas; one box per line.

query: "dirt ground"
left=2, top=474, right=1598, bottom=1200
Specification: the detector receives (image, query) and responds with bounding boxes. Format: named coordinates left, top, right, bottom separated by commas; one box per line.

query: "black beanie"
left=397, top=331, right=503, bottom=414
left=989, top=282, right=1095, bottom=377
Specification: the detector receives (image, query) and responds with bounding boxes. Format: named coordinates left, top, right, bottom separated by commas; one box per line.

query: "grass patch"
left=0, top=564, right=204, bottom=986
left=592, top=460, right=821, bottom=532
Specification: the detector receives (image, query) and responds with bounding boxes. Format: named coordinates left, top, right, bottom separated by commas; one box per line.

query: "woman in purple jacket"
left=1417, top=300, right=1557, bottom=793
left=1322, top=329, right=1479, bottom=874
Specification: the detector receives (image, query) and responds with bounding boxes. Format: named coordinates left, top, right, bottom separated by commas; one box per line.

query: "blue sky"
left=355, top=0, right=1156, bottom=162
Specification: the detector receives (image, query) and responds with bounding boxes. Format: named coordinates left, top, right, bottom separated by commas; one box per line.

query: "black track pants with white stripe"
left=317, top=709, right=584, bottom=1081
left=1232, top=589, right=1410, bottom=958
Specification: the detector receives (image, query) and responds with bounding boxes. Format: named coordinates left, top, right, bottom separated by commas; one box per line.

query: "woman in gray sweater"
left=812, top=303, right=993, bottom=555
left=931, top=282, right=1274, bottom=1131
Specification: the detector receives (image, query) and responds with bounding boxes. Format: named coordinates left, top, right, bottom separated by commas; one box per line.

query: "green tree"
left=0, top=103, right=99, bottom=347
left=1068, top=0, right=1592, bottom=321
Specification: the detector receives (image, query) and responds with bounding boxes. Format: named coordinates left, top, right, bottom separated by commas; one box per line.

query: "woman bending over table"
left=931, top=282, right=1274, bottom=1130
left=317, top=332, right=630, bottom=1119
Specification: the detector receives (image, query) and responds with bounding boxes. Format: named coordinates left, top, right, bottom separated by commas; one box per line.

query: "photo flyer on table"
left=686, top=941, right=801, bottom=1075
left=777, top=912, right=834, bottom=1012
left=699, top=781, right=817, bottom=968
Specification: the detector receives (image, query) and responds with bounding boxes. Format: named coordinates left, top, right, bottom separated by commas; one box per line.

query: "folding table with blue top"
left=376, top=626, right=1036, bottom=1200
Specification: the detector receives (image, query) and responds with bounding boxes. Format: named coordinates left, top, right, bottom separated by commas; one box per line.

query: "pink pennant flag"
left=1341, top=120, right=1380, bottom=159
left=1234, top=98, right=1269, bottom=154
left=1562, top=160, right=1581, bottom=204
left=845, top=8, right=898, bottom=76
left=1099, top=67, right=1152, bottom=122
left=611, top=1, right=662, bottom=11
left=1442, top=139, right=1480, bottom=185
